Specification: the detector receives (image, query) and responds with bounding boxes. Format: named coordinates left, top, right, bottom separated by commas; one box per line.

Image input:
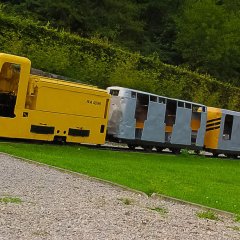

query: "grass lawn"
left=0, top=142, right=239, bottom=214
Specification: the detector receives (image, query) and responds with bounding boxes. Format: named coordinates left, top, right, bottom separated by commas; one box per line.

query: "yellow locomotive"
left=0, top=53, right=110, bottom=144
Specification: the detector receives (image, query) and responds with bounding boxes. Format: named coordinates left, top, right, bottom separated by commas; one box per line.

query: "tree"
left=175, top=0, right=240, bottom=85
left=139, top=0, right=181, bottom=63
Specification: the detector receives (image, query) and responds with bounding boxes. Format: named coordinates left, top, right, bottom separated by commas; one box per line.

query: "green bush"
left=0, top=11, right=239, bottom=110
left=196, top=210, right=219, bottom=221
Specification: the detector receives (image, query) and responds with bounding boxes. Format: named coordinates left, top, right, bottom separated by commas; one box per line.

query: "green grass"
left=235, top=214, right=240, bottom=222
left=0, top=196, right=22, bottom=204
left=150, top=207, right=168, bottom=215
left=230, top=226, right=240, bottom=231
left=0, top=142, right=239, bottom=214
left=196, top=210, right=219, bottom=221
left=118, top=198, right=133, bottom=205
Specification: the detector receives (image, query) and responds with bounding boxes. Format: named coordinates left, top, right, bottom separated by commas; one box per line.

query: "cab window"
left=109, top=89, right=119, bottom=96
left=0, top=62, right=20, bottom=118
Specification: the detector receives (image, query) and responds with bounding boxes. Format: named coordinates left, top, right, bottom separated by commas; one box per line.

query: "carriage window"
left=131, top=91, right=136, bottom=98
left=165, top=99, right=177, bottom=142
left=135, top=93, right=149, bottom=121
left=191, top=105, right=202, bottom=145
left=135, top=93, right=149, bottom=139
left=192, top=105, right=199, bottom=112
left=178, top=101, right=184, bottom=107
left=165, top=99, right=177, bottom=126
left=158, top=97, right=166, bottom=104
left=150, top=95, right=157, bottom=102
left=185, top=103, right=192, bottom=109
left=109, top=89, right=119, bottom=96
left=223, top=114, right=233, bottom=140
left=0, top=62, right=20, bottom=118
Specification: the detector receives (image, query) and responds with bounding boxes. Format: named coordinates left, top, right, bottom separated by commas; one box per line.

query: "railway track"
left=0, top=138, right=237, bottom=159
left=88, top=142, right=191, bottom=155
left=88, top=142, right=236, bottom=159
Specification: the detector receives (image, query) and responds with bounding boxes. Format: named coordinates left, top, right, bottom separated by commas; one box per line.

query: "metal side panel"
left=218, top=115, right=240, bottom=151
left=141, top=102, right=166, bottom=143
left=117, top=97, right=136, bottom=140
left=196, top=112, right=207, bottom=147
left=218, top=114, right=226, bottom=149
left=171, top=107, right=192, bottom=145
left=230, top=116, right=240, bottom=149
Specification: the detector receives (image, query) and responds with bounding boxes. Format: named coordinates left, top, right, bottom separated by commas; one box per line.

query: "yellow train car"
left=0, top=53, right=110, bottom=144
left=204, top=107, right=240, bottom=157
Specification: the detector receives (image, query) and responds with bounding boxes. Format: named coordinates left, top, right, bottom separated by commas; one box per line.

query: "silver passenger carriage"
left=219, top=109, right=240, bottom=155
left=107, top=86, right=207, bottom=153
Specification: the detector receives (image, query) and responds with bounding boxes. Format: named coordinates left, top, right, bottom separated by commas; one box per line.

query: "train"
left=0, top=52, right=239, bottom=158
left=107, top=87, right=240, bottom=158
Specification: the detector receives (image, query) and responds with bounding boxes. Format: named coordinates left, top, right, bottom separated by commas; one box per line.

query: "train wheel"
left=212, top=152, right=219, bottom=158
left=143, top=146, right=153, bottom=152
left=194, top=150, right=200, bottom=155
left=226, top=154, right=238, bottom=159
left=127, top=144, right=136, bottom=150
left=172, top=148, right=181, bottom=155
left=156, top=147, right=164, bottom=152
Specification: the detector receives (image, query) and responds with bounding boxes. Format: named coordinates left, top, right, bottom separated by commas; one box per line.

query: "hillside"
left=2, top=0, right=240, bottom=86
left=0, top=11, right=239, bottom=111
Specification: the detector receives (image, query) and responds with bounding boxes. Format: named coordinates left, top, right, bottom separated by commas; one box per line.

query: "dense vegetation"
left=2, top=0, right=240, bottom=86
left=0, top=9, right=240, bottom=110
left=0, top=142, right=239, bottom=214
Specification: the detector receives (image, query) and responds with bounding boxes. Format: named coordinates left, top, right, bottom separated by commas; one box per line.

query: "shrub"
left=0, top=11, right=240, bottom=110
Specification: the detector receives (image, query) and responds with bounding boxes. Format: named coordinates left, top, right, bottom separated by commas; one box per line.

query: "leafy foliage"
left=0, top=10, right=240, bottom=110
left=2, top=0, right=240, bottom=85
left=0, top=0, right=181, bottom=63
left=175, top=0, right=240, bottom=85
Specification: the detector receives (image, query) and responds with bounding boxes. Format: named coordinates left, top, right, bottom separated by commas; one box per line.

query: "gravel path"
left=0, top=154, right=239, bottom=240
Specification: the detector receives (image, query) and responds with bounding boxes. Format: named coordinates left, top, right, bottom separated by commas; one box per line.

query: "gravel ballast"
left=0, top=153, right=239, bottom=240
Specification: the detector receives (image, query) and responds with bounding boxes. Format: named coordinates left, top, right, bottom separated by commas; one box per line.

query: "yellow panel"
left=34, top=75, right=107, bottom=95
left=0, top=110, right=109, bottom=144
left=136, top=121, right=144, bottom=129
left=165, top=126, right=173, bottom=133
left=204, top=107, right=222, bottom=150
left=191, top=119, right=201, bottom=131
left=35, top=85, right=107, bottom=118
